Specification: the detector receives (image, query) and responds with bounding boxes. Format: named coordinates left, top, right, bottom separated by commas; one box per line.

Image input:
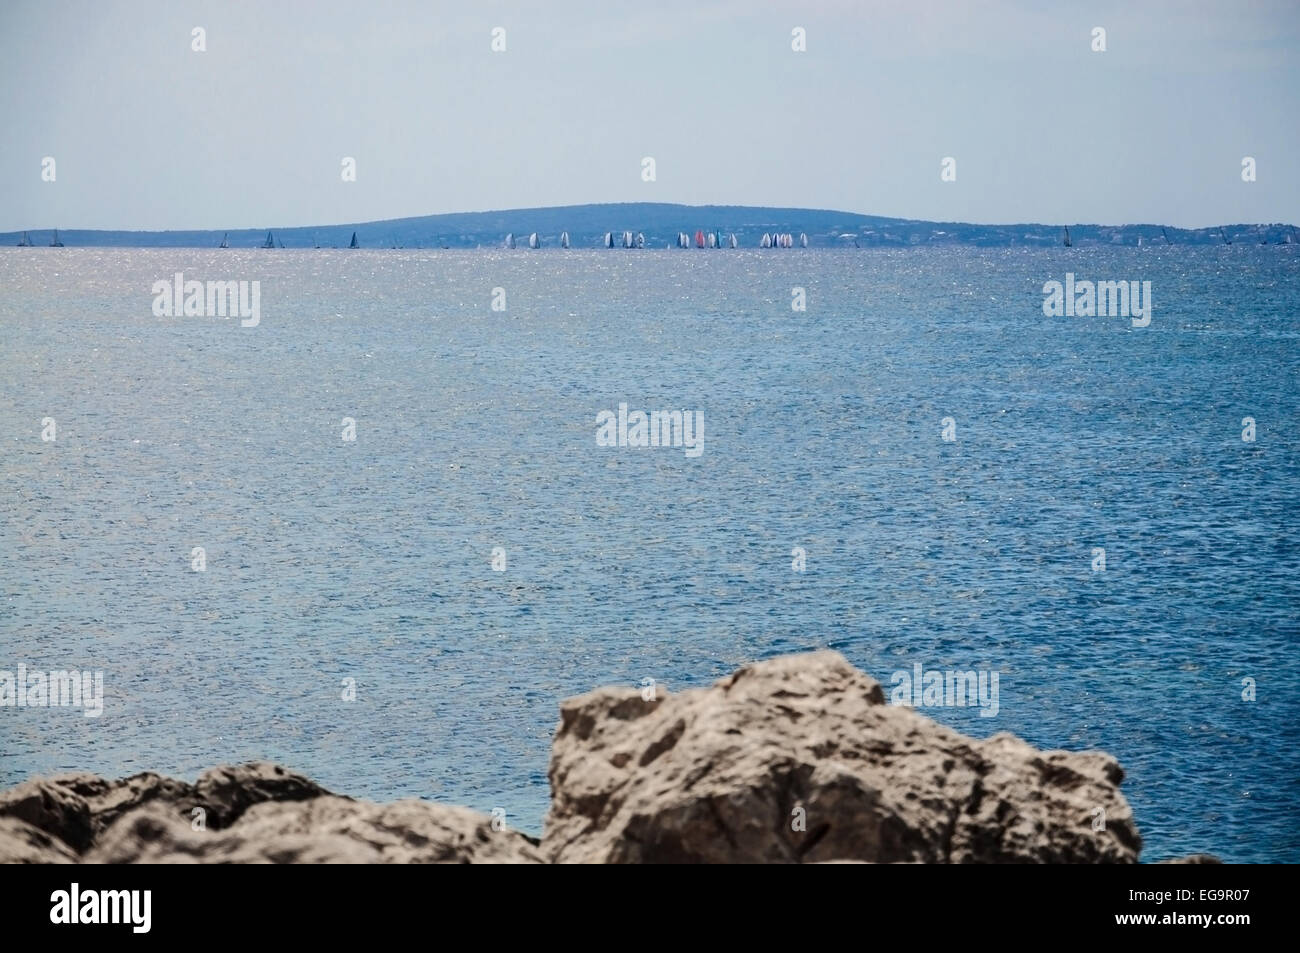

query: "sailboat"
left=1162, top=228, right=1171, bottom=245
left=760, top=233, right=772, bottom=248
left=277, top=236, right=286, bottom=249
left=504, top=233, right=516, bottom=249
left=604, top=232, right=614, bottom=248
left=800, top=233, right=808, bottom=248
left=219, top=232, right=229, bottom=249
left=1062, top=226, right=1071, bottom=248
left=623, top=231, right=634, bottom=249
left=694, top=229, right=705, bottom=248
left=49, top=229, right=64, bottom=247
left=16, top=231, right=33, bottom=247
left=560, top=232, right=569, bottom=249
left=636, top=232, right=645, bottom=248
left=728, top=233, right=737, bottom=249
left=349, top=232, right=359, bottom=249
left=1288, top=227, right=1297, bottom=245
left=707, top=232, right=717, bottom=248
left=262, top=231, right=275, bottom=249
left=528, top=232, right=539, bottom=249
left=1219, top=226, right=1232, bottom=246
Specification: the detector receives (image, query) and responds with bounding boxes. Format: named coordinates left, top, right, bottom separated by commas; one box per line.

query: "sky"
left=2, top=0, right=1298, bottom=231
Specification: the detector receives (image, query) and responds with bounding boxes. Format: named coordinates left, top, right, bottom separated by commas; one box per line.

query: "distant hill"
left=2, top=204, right=1296, bottom=248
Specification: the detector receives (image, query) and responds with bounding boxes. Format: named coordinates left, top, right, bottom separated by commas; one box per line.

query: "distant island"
left=3, top=203, right=1296, bottom=249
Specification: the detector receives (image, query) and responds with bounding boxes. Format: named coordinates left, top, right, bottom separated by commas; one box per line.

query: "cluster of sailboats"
left=502, top=229, right=810, bottom=248
left=672, top=230, right=737, bottom=248
left=604, top=231, right=644, bottom=248
left=761, top=233, right=805, bottom=248
left=503, top=232, right=570, bottom=249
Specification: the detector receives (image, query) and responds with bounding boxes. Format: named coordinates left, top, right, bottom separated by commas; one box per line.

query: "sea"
left=1, top=246, right=1297, bottom=862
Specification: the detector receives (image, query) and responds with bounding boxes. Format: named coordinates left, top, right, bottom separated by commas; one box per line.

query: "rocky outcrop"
left=0, top=761, right=540, bottom=864
left=3, top=651, right=1202, bottom=864
left=85, top=797, right=544, bottom=864
left=0, top=816, right=79, bottom=864
left=543, top=651, right=1141, bottom=863
left=0, top=762, right=325, bottom=855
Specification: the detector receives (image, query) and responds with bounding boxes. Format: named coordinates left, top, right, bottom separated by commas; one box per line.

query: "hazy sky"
left=2, top=0, right=1298, bottom=230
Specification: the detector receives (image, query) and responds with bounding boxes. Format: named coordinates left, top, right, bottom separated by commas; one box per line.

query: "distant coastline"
left=3, top=203, right=1296, bottom=249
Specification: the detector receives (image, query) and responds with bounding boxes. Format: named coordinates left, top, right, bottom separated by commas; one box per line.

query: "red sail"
left=695, top=229, right=705, bottom=248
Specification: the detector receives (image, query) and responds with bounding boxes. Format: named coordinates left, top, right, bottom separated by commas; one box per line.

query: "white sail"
left=604, top=232, right=613, bottom=248
left=528, top=232, right=539, bottom=248
left=636, top=232, right=645, bottom=248
left=505, top=232, right=515, bottom=248
left=800, top=233, right=808, bottom=247
left=729, top=233, right=737, bottom=248
left=707, top=233, right=716, bottom=248
left=623, top=231, right=633, bottom=248
left=761, top=233, right=772, bottom=248
left=560, top=232, right=569, bottom=248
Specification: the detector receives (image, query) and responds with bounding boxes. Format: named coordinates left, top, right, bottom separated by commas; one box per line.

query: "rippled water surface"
left=1, top=246, right=1297, bottom=862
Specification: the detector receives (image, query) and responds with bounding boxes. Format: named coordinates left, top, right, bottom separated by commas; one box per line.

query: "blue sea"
left=1, top=246, right=1297, bottom=862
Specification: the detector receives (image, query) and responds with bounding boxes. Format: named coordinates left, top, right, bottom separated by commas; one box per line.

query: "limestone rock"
left=542, top=651, right=1142, bottom=863
left=0, top=761, right=328, bottom=856
left=0, top=776, right=95, bottom=853
left=0, top=816, right=79, bottom=863
left=86, top=796, right=544, bottom=864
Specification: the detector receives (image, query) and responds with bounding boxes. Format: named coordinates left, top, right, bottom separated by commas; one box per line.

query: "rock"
left=542, top=650, right=1143, bottom=863
left=0, top=816, right=79, bottom=863
left=191, top=762, right=330, bottom=829
left=0, top=762, right=329, bottom=856
left=51, top=771, right=196, bottom=841
left=86, top=796, right=544, bottom=864
left=0, top=777, right=95, bottom=853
